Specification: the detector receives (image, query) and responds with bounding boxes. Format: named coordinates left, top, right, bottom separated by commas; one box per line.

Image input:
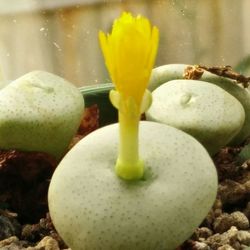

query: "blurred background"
left=0, top=0, right=249, bottom=86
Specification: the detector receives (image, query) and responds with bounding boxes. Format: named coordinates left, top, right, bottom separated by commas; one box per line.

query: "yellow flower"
left=99, top=12, right=159, bottom=180
left=99, top=12, right=159, bottom=106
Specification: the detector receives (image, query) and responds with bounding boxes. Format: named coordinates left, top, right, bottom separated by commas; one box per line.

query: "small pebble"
left=244, top=180, right=250, bottom=193
left=26, top=236, right=60, bottom=250
left=205, top=226, right=239, bottom=249
left=237, top=230, right=250, bottom=245
left=0, top=215, right=21, bottom=240
left=214, top=199, right=223, bottom=217
left=193, top=241, right=210, bottom=250
left=241, top=244, right=250, bottom=249
left=213, top=213, right=232, bottom=233
left=36, top=236, right=60, bottom=250
left=0, top=236, right=27, bottom=249
left=22, top=224, right=41, bottom=242
left=217, top=244, right=235, bottom=250
left=194, top=227, right=213, bottom=240
left=213, top=212, right=249, bottom=233
left=230, top=212, right=249, bottom=230
left=218, top=180, right=246, bottom=204
left=202, top=199, right=223, bottom=228
left=0, top=236, right=19, bottom=247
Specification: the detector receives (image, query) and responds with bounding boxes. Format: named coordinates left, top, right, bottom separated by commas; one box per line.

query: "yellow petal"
left=99, top=12, right=159, bottom=106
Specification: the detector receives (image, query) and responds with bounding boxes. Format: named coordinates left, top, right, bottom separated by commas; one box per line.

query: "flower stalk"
left=99, top=12, right=159, bottom=180
left=116, top=106, right=143, bottom=180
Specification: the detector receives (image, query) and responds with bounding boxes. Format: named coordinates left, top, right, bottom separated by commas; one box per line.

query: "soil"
left=0, top=105, right=250, bottom=250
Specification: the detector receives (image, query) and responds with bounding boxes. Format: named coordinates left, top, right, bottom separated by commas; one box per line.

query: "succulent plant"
left=48, top=12, right=218, bottom=250
left=49, top=121, right=217, bottom=250
left=146, top=79, right=245, bottom=154
left=149, top=64, right=250, bottom=145
left=0, top=71, right=84, bottom=159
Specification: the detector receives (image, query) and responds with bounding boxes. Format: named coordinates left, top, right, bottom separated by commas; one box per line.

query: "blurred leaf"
left=235, top=55, right=250, bottom=74
left=238, top=143, right=250, bottom=162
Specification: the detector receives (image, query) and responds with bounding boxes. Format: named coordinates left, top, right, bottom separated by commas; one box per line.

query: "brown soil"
left=0, top=105, right=250, bottom=250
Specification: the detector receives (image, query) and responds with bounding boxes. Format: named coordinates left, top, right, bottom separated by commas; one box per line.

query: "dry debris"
left=0, top=150, right=57, bottom=223
left=69, top=104, right=100, bottom=149
left=184, top=65, right=250, bottom=88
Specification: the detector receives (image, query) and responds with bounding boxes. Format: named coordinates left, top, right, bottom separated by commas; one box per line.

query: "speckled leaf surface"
left=49, top=121, right=218, bottom=250
left=146, top=80, right=245, bottom=154
left=0, top=71, right=84, bottom=159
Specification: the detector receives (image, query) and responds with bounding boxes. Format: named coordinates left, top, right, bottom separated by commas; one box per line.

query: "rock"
left=243, top=180, right=250, bottom=193
left=213, top=212, right=249, bottom=233
left=0, top=236, right=26, bottom=249
left=201, top=199, right=223, bottom=229
left=27, top=236, right=60, bottom=250
left=193, top=241, right=210, bottom=250
left=229, top=212, right=249, bottom=230
left=0, top=215, right=21, bottom=240
left=217, top=244, right=237, bottom=250
left=1, top=235, right=61, bottom=250
left=218, top=180, right=246, bottom=205
left=213, top=199, right=223, bottom=217
left=21, top=213, right=67, bottom=249
left=205, top=226, right=239, bottom=249
left=241, top=245, right=250, bottom=249
left=0, top=236, right=19, bottom=247
left=22, top=224, right=42, bottom=242
left=194, top=227, right=213, bottom=240
left=213, top=213, right=233, bottom=233
left=237, top=230, right=250, bottom=245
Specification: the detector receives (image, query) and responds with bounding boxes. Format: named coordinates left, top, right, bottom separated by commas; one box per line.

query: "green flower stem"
left=115, top=110, right=144, bottom=180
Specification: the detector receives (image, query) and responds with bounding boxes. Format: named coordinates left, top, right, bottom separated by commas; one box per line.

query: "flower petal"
left=99, top=12, right=159, bottom=106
